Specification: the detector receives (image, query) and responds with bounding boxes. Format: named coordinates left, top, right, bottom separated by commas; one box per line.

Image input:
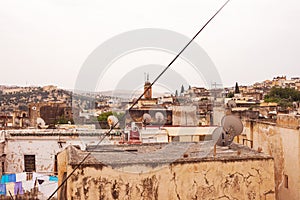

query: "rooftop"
left=66, top=142, right=272, bottom=169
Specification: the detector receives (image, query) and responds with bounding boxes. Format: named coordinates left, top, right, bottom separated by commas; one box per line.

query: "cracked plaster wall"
left=243, top=120, right=300, bottom=200
left=62, top=159, right=275, bottom=200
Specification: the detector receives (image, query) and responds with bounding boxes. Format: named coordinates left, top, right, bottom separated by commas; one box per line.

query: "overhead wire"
left=47, top=1, right=230, bottom=199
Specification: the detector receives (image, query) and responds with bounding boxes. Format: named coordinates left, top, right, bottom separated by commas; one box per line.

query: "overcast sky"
left=0, top=0, right=300, bottom=91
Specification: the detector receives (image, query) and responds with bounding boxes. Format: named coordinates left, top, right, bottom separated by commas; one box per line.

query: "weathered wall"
left=172, top=106, right=198, bottom=126
left=61, top=159, right=275, bottom=200
left=4, top=135, right=99, bottom=173
left=242, top=117, right=300, bottom=200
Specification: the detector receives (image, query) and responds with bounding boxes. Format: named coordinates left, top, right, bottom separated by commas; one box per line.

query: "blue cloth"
left=8, top=174, right=16, bottom=183
left=1, top=175, right=9, bottom=184
left=1, top=174, right=16, bottom=184
left=0, top=184, right=6, bottom=195
left=49, top=176, right=58, bottom=182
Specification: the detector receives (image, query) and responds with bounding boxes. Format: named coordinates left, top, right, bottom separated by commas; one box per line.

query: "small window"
left=54, top=155, right=58, bottom=175
left=284, top=174, right=289, bottom=189
left=24, top=155, right=36, bottom=172
left=2, top=161, right=4, bottom=173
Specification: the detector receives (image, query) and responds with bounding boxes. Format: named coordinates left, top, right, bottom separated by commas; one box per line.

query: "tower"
left=144, top=73, right=152, bottom=99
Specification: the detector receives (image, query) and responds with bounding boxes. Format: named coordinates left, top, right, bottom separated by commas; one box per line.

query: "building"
left=239, top=114, right=300, bottom=200
left=57, top=142, right=275, bottom=200
left=28, top=102, right=73, bottom=127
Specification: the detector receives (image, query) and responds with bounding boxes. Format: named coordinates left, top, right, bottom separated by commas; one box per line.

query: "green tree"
left=235, top=82, right=240, bottom=94
left=180, top=85, right=185, bottom=95
left=264, top=87, right=300, bottom=108
left=175, top=90, right=178, bottom=97
left=97, top=111, right=113, bottom=122
left=227, top=92, right=234, bottom=98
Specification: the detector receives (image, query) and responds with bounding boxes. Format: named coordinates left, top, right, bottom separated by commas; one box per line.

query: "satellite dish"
left=155, top=112, right=164, bottom=122
left=212, top=115, right=244, bottom=147
left=143, top=113, right=152, bottom=123
left=37, top=117, right=46, bottom=127
left=221, top=115, right=243, bottom=136
left=212, top=127, right=223, bottom=144
left=227, top=100, right=237, bottom=108
left=14, top=118, right=20, bottom=125
left=293, top=102, right=299, bottom=109
left=107, top=115, right=119, bottom=128
left=24, top=119, right=30, bottom=126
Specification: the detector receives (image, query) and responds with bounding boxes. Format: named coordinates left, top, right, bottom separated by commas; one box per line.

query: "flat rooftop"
left=66, top=142, right=272, bottom=168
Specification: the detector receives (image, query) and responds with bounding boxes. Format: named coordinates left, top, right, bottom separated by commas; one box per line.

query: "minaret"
left=144, top=73, right=152, bottom=99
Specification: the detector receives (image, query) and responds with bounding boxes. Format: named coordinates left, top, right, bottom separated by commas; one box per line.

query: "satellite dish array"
left=212, top=115, right=243, bottom=147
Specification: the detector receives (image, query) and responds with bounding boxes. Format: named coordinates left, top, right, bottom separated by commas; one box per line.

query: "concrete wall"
left=242, top=116, right=300, bottom=200
left=58, top=150, right=275, bottom=200
left=172, top=106, right=198, bottom=126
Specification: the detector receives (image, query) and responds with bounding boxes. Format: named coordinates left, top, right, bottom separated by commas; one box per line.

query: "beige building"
left=57, top=143, right=275, bottom=200
left=240, top=114, right=300, bottom=200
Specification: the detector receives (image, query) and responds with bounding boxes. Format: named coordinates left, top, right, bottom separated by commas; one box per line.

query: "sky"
left=0, top=0, right=300, bottom=91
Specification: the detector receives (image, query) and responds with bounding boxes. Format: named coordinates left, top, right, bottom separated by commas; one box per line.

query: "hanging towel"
left=33, top=173, right=49, bottom=181
left=8, top=174, right=16, bottom=183
left=5, top=182, right=14, bottom=197
left=14, top=182, right=24, bottom=195
left=49, top=176, right=58, bottom=182
left=38, top=181, right=58, bottom=198
left=1, top=175, right=9, bottom=184
left=21, top=180, right=35, bottom=192
left=0, top=184, right=6, bottom=195
left=16, top=173, right=27, bottom=182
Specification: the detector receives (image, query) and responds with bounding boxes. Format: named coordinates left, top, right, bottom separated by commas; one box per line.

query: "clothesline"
left=0, top=172, right=58, bottom=197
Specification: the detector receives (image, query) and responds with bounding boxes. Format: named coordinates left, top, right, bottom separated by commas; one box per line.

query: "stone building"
left=28, top=102, right=72, bottom=127
left=57, top=142, right=275, bottom=200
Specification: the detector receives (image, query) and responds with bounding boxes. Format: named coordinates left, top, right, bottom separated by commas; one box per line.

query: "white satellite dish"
left=107, top=115, right=119, bottom=129
left=155, top=112, right=164, bottom=122
left=37, top=117, right=46, bottom=127
left=14, top=118, right=20, bottom=125
left=227, top=100, right=237, bottom=108
left=212, top=115, right=244, bottom=147
left=143, top=113, right=152, bottom=124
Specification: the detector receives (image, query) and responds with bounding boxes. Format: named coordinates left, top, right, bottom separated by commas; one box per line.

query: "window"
left=1, top=161, right=4, bottom=173
left=54, top=155, right=58, bottom=175
left=24, top=155, right=36, bottom=172
left=284, top=174, right=289, bottom=189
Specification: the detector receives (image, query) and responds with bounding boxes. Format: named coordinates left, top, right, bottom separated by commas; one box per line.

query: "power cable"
left=47, top=1, right=230, bottom=199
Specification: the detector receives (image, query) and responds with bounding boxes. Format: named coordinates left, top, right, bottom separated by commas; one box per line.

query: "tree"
left=227, top=92, right=234, bottom=98
left=235, top=82, right=240, bottom=94
left=175, top=90, right=178, bottom=97
left=188, top=85, right=191, bottom=90
left=180, top=85, right=185, bottom=95
left=264, top=87, right=300, bottom=109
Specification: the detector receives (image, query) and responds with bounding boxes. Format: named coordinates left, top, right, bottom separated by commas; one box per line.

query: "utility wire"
left=47, top=1, right=230, bottom=199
